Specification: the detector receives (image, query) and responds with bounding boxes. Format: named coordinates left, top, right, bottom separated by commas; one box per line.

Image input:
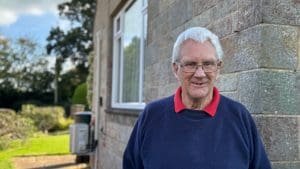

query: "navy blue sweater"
left=123, top=95, right=271, bottom=169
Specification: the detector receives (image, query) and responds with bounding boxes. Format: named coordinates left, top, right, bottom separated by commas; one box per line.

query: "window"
left=112, top=0, right=147, bottom=109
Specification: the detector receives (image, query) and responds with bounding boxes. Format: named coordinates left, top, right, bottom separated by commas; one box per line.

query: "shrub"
left=20, top=105, right=65, bottom=133
left=72, top=83, right=87, bottom=107
left=51, top=117, right=74, bottom=132
left=0, top=108, right=35, bottom=150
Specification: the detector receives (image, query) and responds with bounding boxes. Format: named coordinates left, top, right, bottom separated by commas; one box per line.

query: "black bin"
left=74, top=111, right=92, bottom=124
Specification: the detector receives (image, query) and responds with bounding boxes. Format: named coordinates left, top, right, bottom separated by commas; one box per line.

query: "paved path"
left=13, top=155, right=89, bottom=169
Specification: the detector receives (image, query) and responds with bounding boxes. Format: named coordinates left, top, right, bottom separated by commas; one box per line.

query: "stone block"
left=157, top=35, right=173, bottom=61
left=158, top=0, right=176, bottom=14
left=210, top=0, right=237, bottom=22
left=215, top=73, right=239, bottom=92
left=149, top=18, right=161, bottom=45
left=144, top=87, right=159, bottom=103
left=238, top=70, right=298, bottom=114
left=221, top=26, right=261, bottom=73
left=236, top=0, right=262, bottom=31
left=157, top=11, right=171, bottom=41
left=169, top=0, right=192, bottom=30
left=221, top=24, right=298, bottom=73
left=185, top=9, right=211, bottom=28
left=192, top=0, right=219, bottom=17
left=99, top=146, right=122, bottom=169
left=144, top=43, right=159, bottom=67
left=296, top=72, right=300, bottom=111
left=159, top=82, right=178, bottom=98
left=260, top=24, right=298, bottom=70
left=144, top=63, right=160, bottom=87
left=169, top=24, right=185, bottom=44
left=259, top=71, right=298, bottom=114
left=253, top=115, right=300, bottom=161
left=148, top=0, right=159, bottom=20
left=208, top=15, right=234, bottom=38
left=272, top=161, right=300, bottom=169
left=262, top=0, right=300, bottom=26
left=238, top=71, right=262, bottom=113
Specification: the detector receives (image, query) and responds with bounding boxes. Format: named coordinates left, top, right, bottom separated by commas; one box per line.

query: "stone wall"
left=93, top=0, right=300, bottom=168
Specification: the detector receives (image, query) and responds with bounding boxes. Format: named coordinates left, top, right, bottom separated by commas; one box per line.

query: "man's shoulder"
left=138, top=96, right=174, bottom=128
left=219, top=95, right=251, bottom=118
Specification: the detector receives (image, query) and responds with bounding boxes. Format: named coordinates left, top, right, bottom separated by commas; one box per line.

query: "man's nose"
left=194, top=66, right=206, bottom=77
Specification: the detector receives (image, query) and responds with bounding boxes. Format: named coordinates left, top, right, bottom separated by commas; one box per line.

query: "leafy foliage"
left=51, top=118, right=74, bottom=131
left=0, top=38, right=53, bottom=92
left=46, top=0, right=96, bottom=69
left=72, top=83, right=88, bottom=107
left=20, top=105, right=65, bottom=133
left=0, top=37, right=54, bottom=110
left=46, top=0, right=96, bottom=110
left=0, top=109, right=35, bottom=150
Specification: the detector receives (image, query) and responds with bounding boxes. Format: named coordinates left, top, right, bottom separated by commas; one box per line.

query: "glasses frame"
left=178, top=60, right=222, bottom=73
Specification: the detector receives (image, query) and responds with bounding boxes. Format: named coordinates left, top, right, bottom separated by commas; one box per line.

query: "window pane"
left=117, top=37, right=122, bottom=102
left=143, top=0, right=147, bottom=7
left=143, top=13, right=147, bottom=50
left=122, top=0, right=142, bottom=102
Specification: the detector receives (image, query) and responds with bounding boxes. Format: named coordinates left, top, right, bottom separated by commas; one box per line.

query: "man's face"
left=173, top=39, right=220, bottom=101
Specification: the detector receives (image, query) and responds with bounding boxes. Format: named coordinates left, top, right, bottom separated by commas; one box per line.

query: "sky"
left=0, top=0, right=72, bottom=71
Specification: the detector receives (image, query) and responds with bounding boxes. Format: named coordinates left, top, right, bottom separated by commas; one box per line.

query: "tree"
left=46, top=0, right=96, bottom=108
left=46, top=0, right=97, bottom=69
left=0, top=38, right=53, bottom=92
left=0, top=37, right=54, bottom=109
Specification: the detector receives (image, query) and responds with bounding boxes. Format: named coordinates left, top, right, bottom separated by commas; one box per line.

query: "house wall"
left=93, top=0, right=300, bottom=169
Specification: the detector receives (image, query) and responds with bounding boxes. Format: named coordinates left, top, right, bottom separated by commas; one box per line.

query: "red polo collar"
left=174, top=87, right=220, bottom=117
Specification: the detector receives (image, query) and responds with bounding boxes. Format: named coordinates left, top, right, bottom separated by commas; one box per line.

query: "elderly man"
left=123, top=27, right=271, bottom=169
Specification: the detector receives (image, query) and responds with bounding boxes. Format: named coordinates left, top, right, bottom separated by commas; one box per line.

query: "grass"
left=0, top=133, right=70, bottom=169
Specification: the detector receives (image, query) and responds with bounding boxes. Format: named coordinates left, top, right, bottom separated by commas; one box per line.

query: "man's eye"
left=203, top=61, right=214, bottom=66
left=185, top=63, right=196, bottom=67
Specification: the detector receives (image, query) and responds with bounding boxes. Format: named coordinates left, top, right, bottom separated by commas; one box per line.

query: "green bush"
left=20, top=105, right=65, bottom=133
left=51, top=117, right=74, bottom=131
left=72, top=83, right=87, bottom=107
left=0, top=108, right=35, bottom=150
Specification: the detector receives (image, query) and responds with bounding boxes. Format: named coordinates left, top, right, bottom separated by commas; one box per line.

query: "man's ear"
left=216, top=61, right=223, bottom=80
left=172, top=63, right=179, bottom=79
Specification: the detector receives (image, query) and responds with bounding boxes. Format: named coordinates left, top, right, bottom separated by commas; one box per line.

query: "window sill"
left=105, top=107, right=142, bottom=116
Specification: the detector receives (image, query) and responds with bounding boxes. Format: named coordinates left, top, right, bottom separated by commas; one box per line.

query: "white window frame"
left=112, top=0, right=147, bottom=109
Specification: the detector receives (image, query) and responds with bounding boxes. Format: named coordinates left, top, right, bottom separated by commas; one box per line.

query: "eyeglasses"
left=178, top=61, right=221, bottom=73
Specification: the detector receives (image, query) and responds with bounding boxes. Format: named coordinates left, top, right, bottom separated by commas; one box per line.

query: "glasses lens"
left=180, top=62, right=219, bottom=73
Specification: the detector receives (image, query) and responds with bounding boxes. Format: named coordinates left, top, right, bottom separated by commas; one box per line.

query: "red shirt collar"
left=174, top=87, right=220, bottom=117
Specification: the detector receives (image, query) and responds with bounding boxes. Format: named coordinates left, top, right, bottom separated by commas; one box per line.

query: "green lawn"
left=0, top=133, right=70, bottom=169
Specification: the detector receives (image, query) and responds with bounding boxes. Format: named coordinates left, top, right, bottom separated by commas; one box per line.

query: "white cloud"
left=0, top=9, right=17, bottom=25
left=0, top=0, right=69, bottom=26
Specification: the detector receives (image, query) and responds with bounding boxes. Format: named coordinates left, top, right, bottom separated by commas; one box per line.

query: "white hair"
left=172, top=27, right=223, bottom=63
